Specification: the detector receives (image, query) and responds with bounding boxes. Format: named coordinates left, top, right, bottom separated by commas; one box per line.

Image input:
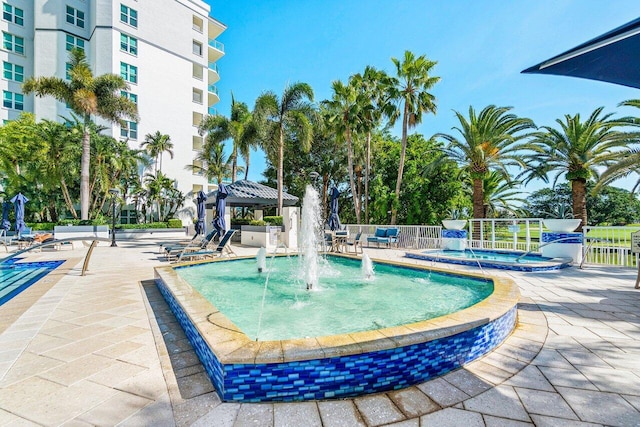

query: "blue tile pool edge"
left=155, top=263, right=518, bottom=402
left=0, top=260, right=65, bottom=306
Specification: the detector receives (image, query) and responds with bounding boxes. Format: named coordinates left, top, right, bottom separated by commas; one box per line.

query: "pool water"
left=0, top=260, right=64, bottom=305
left=176, top=256, right=493, bottom=341
left=426, top=249, right=549, bottom=263
left=405, top=249, right=572, bottom=271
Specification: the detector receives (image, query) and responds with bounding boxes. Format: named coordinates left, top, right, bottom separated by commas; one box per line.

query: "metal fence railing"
left=344, top=221, right=640, bottom=267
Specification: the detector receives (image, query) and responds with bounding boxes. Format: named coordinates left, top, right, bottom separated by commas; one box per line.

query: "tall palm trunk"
left=80, top=118, right=91, bottom=220
left=277, top=125, right=284, bottom=215
left=365, top=131, right=371, bottom=224
left=345, top=127, right=361, bottom=224
left=472, top=178, right=484, bottom=239
left=391, top=102, right=410, bottom=225
left=571, top=178, right=587, bottom=231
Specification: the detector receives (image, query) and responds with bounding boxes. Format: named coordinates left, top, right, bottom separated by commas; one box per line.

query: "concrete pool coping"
left=154, top=254, right=520, bottom=366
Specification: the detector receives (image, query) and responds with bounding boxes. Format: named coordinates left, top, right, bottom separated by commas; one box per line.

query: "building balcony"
left=208, top=107, right=218, bottom=116
left=208, top=17, right=226, bottom=39
left=208, top=84, right=220, bottom=106
left=208, top=39, right=224, bottom=62
left=208, top=62, right=220, bottom=83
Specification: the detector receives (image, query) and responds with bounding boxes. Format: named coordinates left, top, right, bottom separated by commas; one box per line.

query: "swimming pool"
left=0, top=259, right=64, bottom=305
left=405, top=248, right=572, bottom=271
left=155, top=254, right=520, bottom=402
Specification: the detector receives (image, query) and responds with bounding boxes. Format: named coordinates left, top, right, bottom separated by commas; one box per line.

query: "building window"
left=121, top=121, right=138, bottom=139
left=192, top=89, right=203, bottom=104
left=120, top=33, right=137, bottom=55
left=121, top=90, right=137, bottom=104
left=2, top=32, right=24, bottom=54
left=192, top=40, right=202, bottom=56
left=120, top=62, right=137, bottom=84
left=3, top=90, right=24, bottom=110
left=120, top=4, right=138, bottom=28
left=66, top=6, right=85, bottom=28
left=3, top=3, right=24, bottom=26
left=3, top=62, right=24, bottom=82
left=65, top=63, right=73, bottom=80
left=65, top=34, right=85, bottom=52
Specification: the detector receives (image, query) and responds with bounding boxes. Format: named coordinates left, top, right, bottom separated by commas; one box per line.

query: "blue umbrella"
left=212, top=184, right=228, bottom=235
left=194, top=191, right=207, bottom=236
left=1, top=202, right=11, bottom=232
left=522, top=17, right=640, bottom=89
left=328, top=187, right=342, bottom=231
left=10, top=193, right=28, bottom=236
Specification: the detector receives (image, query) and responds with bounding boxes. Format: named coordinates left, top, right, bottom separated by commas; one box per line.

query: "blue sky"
left=207, top=1, right=640, bottom=193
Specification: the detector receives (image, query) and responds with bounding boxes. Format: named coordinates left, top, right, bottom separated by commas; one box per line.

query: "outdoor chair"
left=175, top=229, right=237, bottom=263
left=366, top=227, right=399, bottom=248
left=346, top=231, right=363, bottom=255
left=164, top=229, right=218, bottom=261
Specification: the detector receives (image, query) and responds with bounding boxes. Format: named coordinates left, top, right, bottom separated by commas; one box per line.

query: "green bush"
left=116, top=222, right=168, bottom=229
left=263, top=216, right=283, bottom=226
left=249, top=219, right=267, bottom=226
left=167, top=219, right=183, bottom=228
left=56, top=218, right=108, bottom=226
left=231, top=218, right=253, bottom=226
left=28, top=222, right=55, bottom=231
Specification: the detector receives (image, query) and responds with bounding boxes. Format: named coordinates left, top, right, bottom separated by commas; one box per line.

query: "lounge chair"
left=164, top=229, right=218, bottom=261
left=175, top=229, right=237, bottom=262
left=366, top=227, right=399, bottom=248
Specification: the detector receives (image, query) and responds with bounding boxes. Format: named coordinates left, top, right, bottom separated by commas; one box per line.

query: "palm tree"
left=596, top=99, right=640, bottom=193
left=478, top=171, right=526, bottom=217
left=323, top=79, right=371, bottom=223
left=526, top=107, right=629, bottom=230
left=254, top=82, right=314, bottom=215
left=439, top=105, right=536, bottom=220
left=198, top=94, right=259, bottom=182
left=186, top=139, right=232, bottom=185
left=23, top=48, right=138, bottom=220
left=350, top=66, right=390, bottom=223
left=384, top=50, right=440, bottom=224
left=140, top=131, right=173, bottom=174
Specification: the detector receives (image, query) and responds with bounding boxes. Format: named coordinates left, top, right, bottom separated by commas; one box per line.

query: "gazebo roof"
left=205, top=180, right=299, bottom=208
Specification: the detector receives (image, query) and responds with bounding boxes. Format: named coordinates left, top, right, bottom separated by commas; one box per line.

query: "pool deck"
left=0, top=240, right=639, bottom=426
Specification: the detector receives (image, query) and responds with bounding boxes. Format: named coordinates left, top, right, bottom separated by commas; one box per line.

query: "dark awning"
left=205, top=180, right=299, bottom=208
left=522, top=17, right=640, bottom=89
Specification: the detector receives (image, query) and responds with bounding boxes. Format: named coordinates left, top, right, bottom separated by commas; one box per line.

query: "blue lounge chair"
left=176, top=229, right=237, bottom=262
left=366, top=227, right=399, bottom=248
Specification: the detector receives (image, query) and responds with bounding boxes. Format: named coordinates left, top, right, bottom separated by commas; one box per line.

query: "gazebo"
left=205, top=180, right=300, bottom=250
left=205, top=179, right=298, bottom=209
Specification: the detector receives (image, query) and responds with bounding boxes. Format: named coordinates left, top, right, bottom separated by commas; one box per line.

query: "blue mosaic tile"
left=442, top=229, right=467, bottom=239
left=405, top=250, right=571, bottom=272
left=541, top=232, right=583, bottom=244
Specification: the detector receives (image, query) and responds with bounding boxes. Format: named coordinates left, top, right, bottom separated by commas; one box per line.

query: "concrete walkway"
left=0, top=241, right=638, bottom=426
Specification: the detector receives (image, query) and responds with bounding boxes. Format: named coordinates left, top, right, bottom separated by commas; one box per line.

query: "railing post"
left=491, top=219, right=496, bottom=249
left=525, top=219, right=531, bottom=252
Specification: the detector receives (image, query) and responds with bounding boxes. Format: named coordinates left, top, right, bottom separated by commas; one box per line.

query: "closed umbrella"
left=328, top=187, right=342, bottom=231
left=194, top=190, right=207, bottom=236
left=212, top=183, right=228, bottom=235
left=522, top=17, right=640, bottom=89
left=10, top=193, right=28, bottom=236
left=1, top=202, right=11, bottom=232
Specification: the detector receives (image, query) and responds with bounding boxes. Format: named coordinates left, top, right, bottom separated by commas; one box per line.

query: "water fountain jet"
left=300, top=185, right=322, bottom=290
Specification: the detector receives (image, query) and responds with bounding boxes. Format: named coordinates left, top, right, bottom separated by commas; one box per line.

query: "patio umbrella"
left=194, top=190, right=207, bottom=236
left=522, top=17, right=640, bottom=89
left=212, top=183, right=228, bottom=235
left=328, top=187, right=342, bottom=231
left=10, top=193, right=28, bottom=236
left=1, top=202, right=11, bottom=232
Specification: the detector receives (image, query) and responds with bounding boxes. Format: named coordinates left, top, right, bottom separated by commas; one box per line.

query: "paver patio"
left=0, top=240, right=638, bottom=426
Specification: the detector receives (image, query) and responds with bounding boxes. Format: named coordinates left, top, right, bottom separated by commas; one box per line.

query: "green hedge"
left=116, top=222, right=168, bottom=229
left=249, top=219, right=267, bottom=226
left=231, top=218, right=253, bottom=226
left=264, top=216, right=283, bottom=226
left=167, top=218, right=183, bottom=228
left=28, top=222, right=55, bottom=231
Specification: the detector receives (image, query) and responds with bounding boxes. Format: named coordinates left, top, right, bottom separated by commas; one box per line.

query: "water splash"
left=256, top=247, right=267, bottom=273
left=362, top=253, right=375, bottom=280
left=300, top=185, right=322, bottom=290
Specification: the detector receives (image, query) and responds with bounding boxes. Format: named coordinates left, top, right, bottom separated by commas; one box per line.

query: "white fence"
left=346, top=221, right=640, bottom=267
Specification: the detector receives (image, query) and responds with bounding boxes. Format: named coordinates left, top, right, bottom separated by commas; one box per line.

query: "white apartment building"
left=1, top=0, right=225, bottom=221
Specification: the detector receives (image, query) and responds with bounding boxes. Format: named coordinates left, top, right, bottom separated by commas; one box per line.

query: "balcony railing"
left=208, top=107, right=218, bottom=116
left=208, top=39, right=224, bottom=53
left=208, top=62, right=218, bottom=73
left=208, top=84, right=218, bottom=95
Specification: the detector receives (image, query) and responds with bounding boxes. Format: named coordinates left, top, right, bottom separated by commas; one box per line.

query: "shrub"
left=28, top=222, right=55, bottom=231
left=263, top=216, right=283, bottom=226
left=231, top=218, right=253, bottom=226
left=167, top=218, right=183, bottom=228
left=249, top=219, right=267, bottom=226
left=116, top=222, right=168, bottom=229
